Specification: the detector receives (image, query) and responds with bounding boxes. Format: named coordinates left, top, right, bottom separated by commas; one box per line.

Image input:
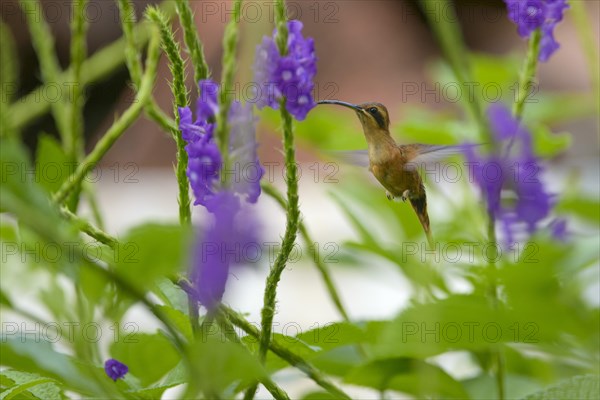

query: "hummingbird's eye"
left=368, top=107, right=378, bottom=114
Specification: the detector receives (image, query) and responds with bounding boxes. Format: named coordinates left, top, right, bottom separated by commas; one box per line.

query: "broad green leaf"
left=190, top=338, right=266, bottom=393
left=463, top=373, right=542, bottom=400
left=110, top=332, right=180, bottom=387
left=127, top=361, right=186, bottom=399
left=0, top=289, right=11, bottom=307
left=301, top=391, right=340, bottom=400
left=557, top=196, right=600, bottom=227
left=155, top=305, right=193, bottom=341
left=344, top=358, right=469, bottom=398
left=522, top=374, right=600, bottom=400
left=0, top=370, right=63, bottom=400
left=0, top=139, right=70, bottom=240
left=311, top=345, right=364, bottom=376
left=0, top=337, right=100, bottom=395
left=296, top=322, right=365, bottom=352
left=374, top=295, right=533, bottom=359
left=35, top=134, right=70, bottom=194
left=155, top=277, right=189, bottom=314
left=115, top=223, right=190, bottom=292
left=530, top=124, right=571, bottom=158
left=500, top=247, right=599, bottom=345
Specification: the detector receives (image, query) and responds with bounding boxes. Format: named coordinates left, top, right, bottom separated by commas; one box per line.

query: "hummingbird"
left=318, top=100, right=463, bottom=247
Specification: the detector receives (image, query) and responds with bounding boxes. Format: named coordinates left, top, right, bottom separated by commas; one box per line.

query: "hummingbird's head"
left=317, top=100, right=390, bottom=132
left=356, top=102, right=390, bottom=132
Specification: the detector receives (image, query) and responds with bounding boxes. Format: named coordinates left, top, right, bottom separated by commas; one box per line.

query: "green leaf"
left=374, top=295, right=531, bottom=359
left=522, top=375, right=600, bottom=400
left=344, top=358, right=469, bottom=398
left=155, top=277, right=189, bottom=314
left=127, top=361, right=186, bottom=399
left=463, top=373, right=542, bottom=400
left=296, top=322, right=365, bottom=352
left=0, top=370, right=63, bottom=400
left=557, top=196, right=600, bottom=227
left=155, top=304, right=193, bottom=341
left=35, top=134, right=70, bottom=194
left=0, top=337, right=100, bottom=395
left=301, top=391, right=340, bottom=400
left=115, top=223, right=190, bottom=292
left=190, top=338, right=266, bottom=393
left=530, top=124, right=571, bottom=158
left=110, top=332, right=180, bottom=387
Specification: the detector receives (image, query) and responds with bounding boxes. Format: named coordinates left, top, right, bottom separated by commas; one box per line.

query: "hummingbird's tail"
left=409, top=195, right=434, bottom=249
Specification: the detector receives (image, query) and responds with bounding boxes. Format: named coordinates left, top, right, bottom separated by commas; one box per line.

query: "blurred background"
left=4, top=0, right=598, bottom=163
left=4, top=0, right=599, bottom=326
left=2, top=1, right=599, bottom=396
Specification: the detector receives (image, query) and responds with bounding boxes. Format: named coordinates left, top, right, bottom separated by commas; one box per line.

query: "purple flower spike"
left=228, top=101, right=264, bottom=203
left=179, top=80, right=264, bottom=209
left=463, top=103, right=555, bottom=244
left=190, top=191, right=259, bottom=311
left=504, top=0, right=569, bottom=61
left=104, top=359, right=128, bottom=381
left=253, top=20, right=317, bottom=120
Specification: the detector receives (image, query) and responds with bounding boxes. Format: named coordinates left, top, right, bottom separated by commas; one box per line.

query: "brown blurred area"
left=3, top=0, right=599, bottom=167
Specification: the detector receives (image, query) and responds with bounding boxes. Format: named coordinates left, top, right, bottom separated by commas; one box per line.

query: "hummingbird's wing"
left=324, top=149, right=370, bottom=167
left=403, top=144, right=474, bottom=171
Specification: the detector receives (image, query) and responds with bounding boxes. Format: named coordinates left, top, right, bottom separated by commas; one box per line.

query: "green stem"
left=222, top=306, right=351, bottom=400
left=258, top=106, right=299, bottom=361
left=8, top=1, right=176, bottom=132
left=513, top=29, right=541, bottom=120
left=147, top=6, right=191, bottom=227
left=117, top=0, right=143, bottom=87
left=216, top=0, right=242, bottom=164
left=175, top=0, right=210, bottom=83
left=0, top=21, right=17, bottom=137
left=117, top=0, right=177, bottom=134
left=59, top=207, right=117, bottom=248
left=67, top=0, right=87, bottom=161
left=487, top=216, right=504, bottom=400
left=247, top=5, right=301, bottom=398
left=18, top=0, right=69, bottom=138
left=53, top=28, right=161, bottom=205
left=65, top=0, right=89, bottom=212
left=262, top=182, right=350, bottom=321
left=216, top=314, right=291, bottom=400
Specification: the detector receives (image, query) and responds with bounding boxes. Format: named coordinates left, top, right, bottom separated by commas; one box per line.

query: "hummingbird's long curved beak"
left=317, top=100, right=363, bottom=112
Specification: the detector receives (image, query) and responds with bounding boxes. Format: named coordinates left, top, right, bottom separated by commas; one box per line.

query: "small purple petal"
left=197, top=80, right=220, bottom=121
left=104, top=359, right=128, bottom=381
left=550, top=218, right=568, bottom=241
left=503, top=0, right=569, bottom=62
left=253, top=20, right=317, bottom=120
left=462, top=103, right=556, bottom=244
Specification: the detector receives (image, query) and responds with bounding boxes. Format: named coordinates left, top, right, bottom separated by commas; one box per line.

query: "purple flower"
left=187, top=191, right=260, bottom=311
left=104, top=359, right=128, bottom=381
left=504, top=0, right=569, bottom=61
left=179, top=81, right=264, bottom=310
left=550, top=218, right=568, bottom=241
left=253, top=20, right=317, bottom=120
left=463, top=103, right=555, bottom=243
left=228, top=101, right=264, bottom=203
left=179, top=80, right=264, bottom=209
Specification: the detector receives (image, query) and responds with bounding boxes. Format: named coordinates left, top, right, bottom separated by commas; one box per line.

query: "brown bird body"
left=319, top=100, right=448, bottom=247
